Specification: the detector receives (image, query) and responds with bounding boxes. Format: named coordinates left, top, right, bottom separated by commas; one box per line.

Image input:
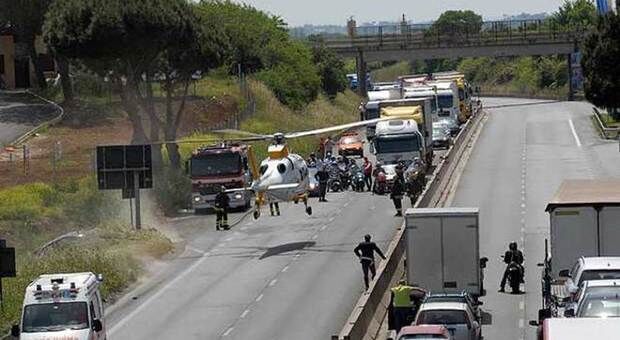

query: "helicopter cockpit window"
left=277, top=163, right=286, bottom=174
left=259, top=164, right=268, bottom=174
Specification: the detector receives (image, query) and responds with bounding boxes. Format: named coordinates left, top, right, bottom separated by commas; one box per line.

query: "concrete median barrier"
left=332, top=104, right=485, bottom=340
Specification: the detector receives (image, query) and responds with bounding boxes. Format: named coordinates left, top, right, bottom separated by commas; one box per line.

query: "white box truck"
left=405, top=207, right=485, bottom=297
left=545, top=179, right=620, bottom=277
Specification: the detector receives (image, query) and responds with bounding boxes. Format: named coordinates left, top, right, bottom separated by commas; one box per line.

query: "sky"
left=233, top=0, right=567, bottom=26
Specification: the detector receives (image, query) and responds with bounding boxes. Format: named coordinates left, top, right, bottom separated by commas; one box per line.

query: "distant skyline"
left=232, top=0, right=567, bottom=26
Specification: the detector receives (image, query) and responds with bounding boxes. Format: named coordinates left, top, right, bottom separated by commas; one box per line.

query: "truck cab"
left=374, top=119, right=426, bottom=165
left=189, top=144, right=253, bottom=212
left=425, top=80, right=461, bottom=125
left=12, top=272, right=106, bottom=340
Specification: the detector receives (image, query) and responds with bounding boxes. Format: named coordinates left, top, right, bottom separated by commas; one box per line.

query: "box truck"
left=405, top=208, right=485, bottom=298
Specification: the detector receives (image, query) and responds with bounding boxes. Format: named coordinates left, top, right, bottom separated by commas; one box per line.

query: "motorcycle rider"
left=391, top=165, right=405, bottom=217
left=363, top=157, right=373, bottom=191
left=354, top=234, right=386, bottom=290
left=499, top=241, right=525, bottom=292
left=214, top=186, right=230, bottom=231
left=315, top=164, right=330, bottom=202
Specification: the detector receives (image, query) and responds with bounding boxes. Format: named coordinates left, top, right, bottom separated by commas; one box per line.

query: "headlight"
left=193, top=196, right=201, bottom=202
left=309, top=183, right=316, bottom=189
left=234, top=193, right=243, bottom=199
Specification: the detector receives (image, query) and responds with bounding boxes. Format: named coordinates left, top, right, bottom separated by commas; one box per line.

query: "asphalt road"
left=451, top=98, right=620, bottom=340
left=0, top=92, right=59, bottom=145
left=107, top=151, right=406, bottom=339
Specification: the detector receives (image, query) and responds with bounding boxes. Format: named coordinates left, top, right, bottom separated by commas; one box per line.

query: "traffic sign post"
left=96, top=145, right=152, bottom=229
left=0, top=239, right=17, bottom=311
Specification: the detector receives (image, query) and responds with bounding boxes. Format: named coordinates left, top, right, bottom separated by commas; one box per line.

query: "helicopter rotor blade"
left=283, top=117, right=395, bottom=140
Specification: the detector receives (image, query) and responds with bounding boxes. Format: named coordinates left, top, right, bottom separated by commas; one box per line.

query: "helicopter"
left=208, top=117, right=394, bottom=219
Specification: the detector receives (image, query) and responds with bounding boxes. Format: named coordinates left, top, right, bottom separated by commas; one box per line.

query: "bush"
left=153, top=167, right=192, bottom=216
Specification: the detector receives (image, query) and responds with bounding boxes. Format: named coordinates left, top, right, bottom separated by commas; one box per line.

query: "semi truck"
left=425, top=80, right=462, bottom=124
left=188, top=143, right=254, bottom=212
left=373, top=98, right=434, bottom=166
left=405, top=208, right=486, bottom=298
left=433, top=72, right=473, bottom=121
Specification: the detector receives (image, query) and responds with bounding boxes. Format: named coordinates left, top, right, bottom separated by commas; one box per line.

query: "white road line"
left=312, top=234, right=318, bottom=240
left=568, top=119, right=582, bottom=147
left=269, top=279, right=278, bottom=287
left=320, top=225, right=327, bottom=231
left=225, top=236, right=234, bottom=242
left=519, top=319, right=524, bottom=328
left=222, top=327, right=234, bottom=337
left=187, top=246, right=206, bottom=255
left=240, top=309, right=250, bottom=319
left=343, top=202, right=350, bottom=207
left=108, top=251, right=211, bottom=334
left=519, top=301, right=525, bottom=310
left=255, top=294, right=264, bottom=302
left=282, top=265, right=289, bottom=273
left=328, top=217, right=336, bottom=223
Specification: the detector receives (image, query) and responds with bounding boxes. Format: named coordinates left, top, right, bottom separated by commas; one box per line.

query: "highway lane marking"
left=108, top=249, right=214, bottom=335
left=256, top=294, right=264, bottom=302
left=312, top=234, right=319, bottom=240
left=281, top=265, right=289, bottom=273
left=329, top=216, right=336, bottom=223
left=222, top=327, right=234, bottom=337
left=240, top=309, right=250, bottom=318
left=187, top=246, right=206, bottom=255
left=568, top=119, right=582, bottom=147
left=519, top=301, right=524, bottom=310
left=225, top=236, right=234, bottom=242
left=519, top=319, right=524, bottom=328
left=269, top=279, right=278, bottom=287
left=320, top=225, right=327, bottom=231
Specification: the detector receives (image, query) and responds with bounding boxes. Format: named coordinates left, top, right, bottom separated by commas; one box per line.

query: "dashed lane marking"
left=269, top=279, right=278, bottom=287
left=568, top=119, right=582, bottom=147
left=255, top=294, right=264, bottom=302
left=240, top=309, right=250, bottom=319
left=222, top=327, right=234, bottom=337
left=281, top=265, right=289, bottom=273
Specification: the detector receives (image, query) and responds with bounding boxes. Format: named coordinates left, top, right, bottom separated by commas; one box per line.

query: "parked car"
left=565, top=279, right=620, bottom=318
left=397, top=324, right=452, bottom=339
left=414, top=302, right=481, bottom=340
left=438, top=118, right=460, bottom=136
left=432, top=122, right=452, bottom=149
left=338, top=133, right=364, bottom=157
left=423, top=292, right=482, bottom=321
left=560, top=257, right=620, bottom=297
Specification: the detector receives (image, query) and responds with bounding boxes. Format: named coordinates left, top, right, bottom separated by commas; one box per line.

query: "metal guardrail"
left=333, top=103, right=486, bottom=340
left=592, top=107, right=620, bottom=140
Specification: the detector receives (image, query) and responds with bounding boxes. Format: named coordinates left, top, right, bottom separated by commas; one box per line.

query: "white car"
left=414, top=302, right=481, bottom=340
left=565, top=279, right=620, bottom=318
left=560, top=257, right=620, bottom=297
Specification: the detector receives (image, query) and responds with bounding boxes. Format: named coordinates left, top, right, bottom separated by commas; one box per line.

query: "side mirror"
left=92, top=319, right=103, bottom=332
left=559, top=269, right=570, bottom=278
left=11, top=325, right=20, bottom=336
left=564, top=309, right=575, bottom=317
left=528, top=320, right=539, bottom=327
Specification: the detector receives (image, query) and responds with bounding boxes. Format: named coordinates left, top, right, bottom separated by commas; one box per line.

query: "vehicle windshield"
left=433, top=127, right=447, bottom=137
left=578, top=293, right=620, bottom=318
left=438, top=95, right=454, bottom=109
left=23, top=302, right=89, bottom=333
left=191, top=153, right=241, bottom=177
left=375, top=135, right=421, bottom=154
left=341, top=136, right=361, bottom=144
left=365, top=108, right=380, bottom=120
left=579, top=270, right=620, bottom=286
left=417, top=310, right=468, bottom=325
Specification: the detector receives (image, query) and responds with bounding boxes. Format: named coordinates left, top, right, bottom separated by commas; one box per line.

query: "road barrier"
left=332, top=104, right=486, bottom=340
left=592, top=107, right=620, bottom=140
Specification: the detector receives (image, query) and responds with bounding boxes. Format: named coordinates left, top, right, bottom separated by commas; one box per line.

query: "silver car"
left=415, top=302, right=481, bottom=340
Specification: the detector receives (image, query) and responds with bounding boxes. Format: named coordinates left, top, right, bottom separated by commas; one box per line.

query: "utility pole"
left=133, top=171, right=142, bottom=230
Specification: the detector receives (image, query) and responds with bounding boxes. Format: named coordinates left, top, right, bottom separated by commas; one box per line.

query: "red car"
left=337, top=133, right=364, bottom=157
left=397, top=325, right=452, bottom=339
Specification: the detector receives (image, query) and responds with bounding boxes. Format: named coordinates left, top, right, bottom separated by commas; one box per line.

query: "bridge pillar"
left=356, top=51, right=368, bottom=98
left=567, top=53, right=575, bottom=101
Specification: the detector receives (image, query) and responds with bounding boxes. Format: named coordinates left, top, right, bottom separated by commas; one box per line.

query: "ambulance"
left=11, top=272, right=106, bottom=340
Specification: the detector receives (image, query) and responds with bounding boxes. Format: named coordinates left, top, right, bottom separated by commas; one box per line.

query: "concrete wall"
left=0, top=35, right=16, bottom=89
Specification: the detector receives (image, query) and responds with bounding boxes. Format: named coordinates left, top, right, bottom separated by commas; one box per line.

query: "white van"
left=12, top=272, right=106, bottom=340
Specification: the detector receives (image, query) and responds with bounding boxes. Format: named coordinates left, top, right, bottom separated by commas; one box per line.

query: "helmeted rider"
left=499, top=241, right=524, bottom=292
left=307, top=153, right=319, bottom=167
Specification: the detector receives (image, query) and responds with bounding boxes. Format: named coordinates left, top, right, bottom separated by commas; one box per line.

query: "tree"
left=582, top=13, right=620, bottom=119
left=311, top=42, right=347, bottom=98
left=44, top=0, right=226, bottom=167
left=0, top=0, right=51, bottom=89
left=549, top=0, right=597, bottom=29
left=432, top=10, right=483, bottom=36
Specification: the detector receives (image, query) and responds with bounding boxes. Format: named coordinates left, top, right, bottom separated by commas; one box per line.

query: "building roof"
left=546, top=179, right=620, bottom=211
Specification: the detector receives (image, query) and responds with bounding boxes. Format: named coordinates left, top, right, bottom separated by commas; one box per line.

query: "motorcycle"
left=327, top=164, right=342, bottom=192
left=502, top=257, right=524, bottom=294
left=351, top=168, right=365, bottom=192
left=338, top=164, right=353, bottom=191
left=373, top=170, right=387, bottom=195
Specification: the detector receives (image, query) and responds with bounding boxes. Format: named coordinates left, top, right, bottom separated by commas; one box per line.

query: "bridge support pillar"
left=356, top=51, right=368, bottom=98
left=567, top=53, right=575, bottom=101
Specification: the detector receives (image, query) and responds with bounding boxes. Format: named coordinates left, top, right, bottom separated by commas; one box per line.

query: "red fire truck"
left=189, top=143, right=254, bottom=212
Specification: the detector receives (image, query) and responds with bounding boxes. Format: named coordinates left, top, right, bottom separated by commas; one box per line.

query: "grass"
left=0, top=178, right=173, bottom=333
left=477, top=83, right=569, bottom=100
left=371, top=61, right=411, bottom=83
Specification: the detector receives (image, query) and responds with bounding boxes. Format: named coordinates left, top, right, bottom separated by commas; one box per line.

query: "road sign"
left=0, top=247, right=15, bottom=278
left=96, top=145, right=153, bottom=190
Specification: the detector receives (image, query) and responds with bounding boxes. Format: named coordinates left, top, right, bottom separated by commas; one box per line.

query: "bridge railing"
left=320, top=19, right=587, bottom=50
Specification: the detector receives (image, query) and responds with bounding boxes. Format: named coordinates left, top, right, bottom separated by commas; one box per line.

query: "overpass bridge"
left=319, top=20, right=587, bottom=99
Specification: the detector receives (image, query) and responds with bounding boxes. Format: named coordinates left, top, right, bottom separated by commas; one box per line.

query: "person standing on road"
left=315, top=165, right=330, bottom=202
left=390, top=280, right=427, bottom=333
left=363, top=157, right=373, bottom=191
left=214, top=186, right=230, bottom=230
left=391, top=168, right=405, bottom=217
left=354, top=234, right=386, bottom=290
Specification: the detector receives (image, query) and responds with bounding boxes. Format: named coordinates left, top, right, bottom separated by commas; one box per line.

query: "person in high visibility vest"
left=390, top=280, right=427, bottom=332
left=214, top=186, right=230, bottom=231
